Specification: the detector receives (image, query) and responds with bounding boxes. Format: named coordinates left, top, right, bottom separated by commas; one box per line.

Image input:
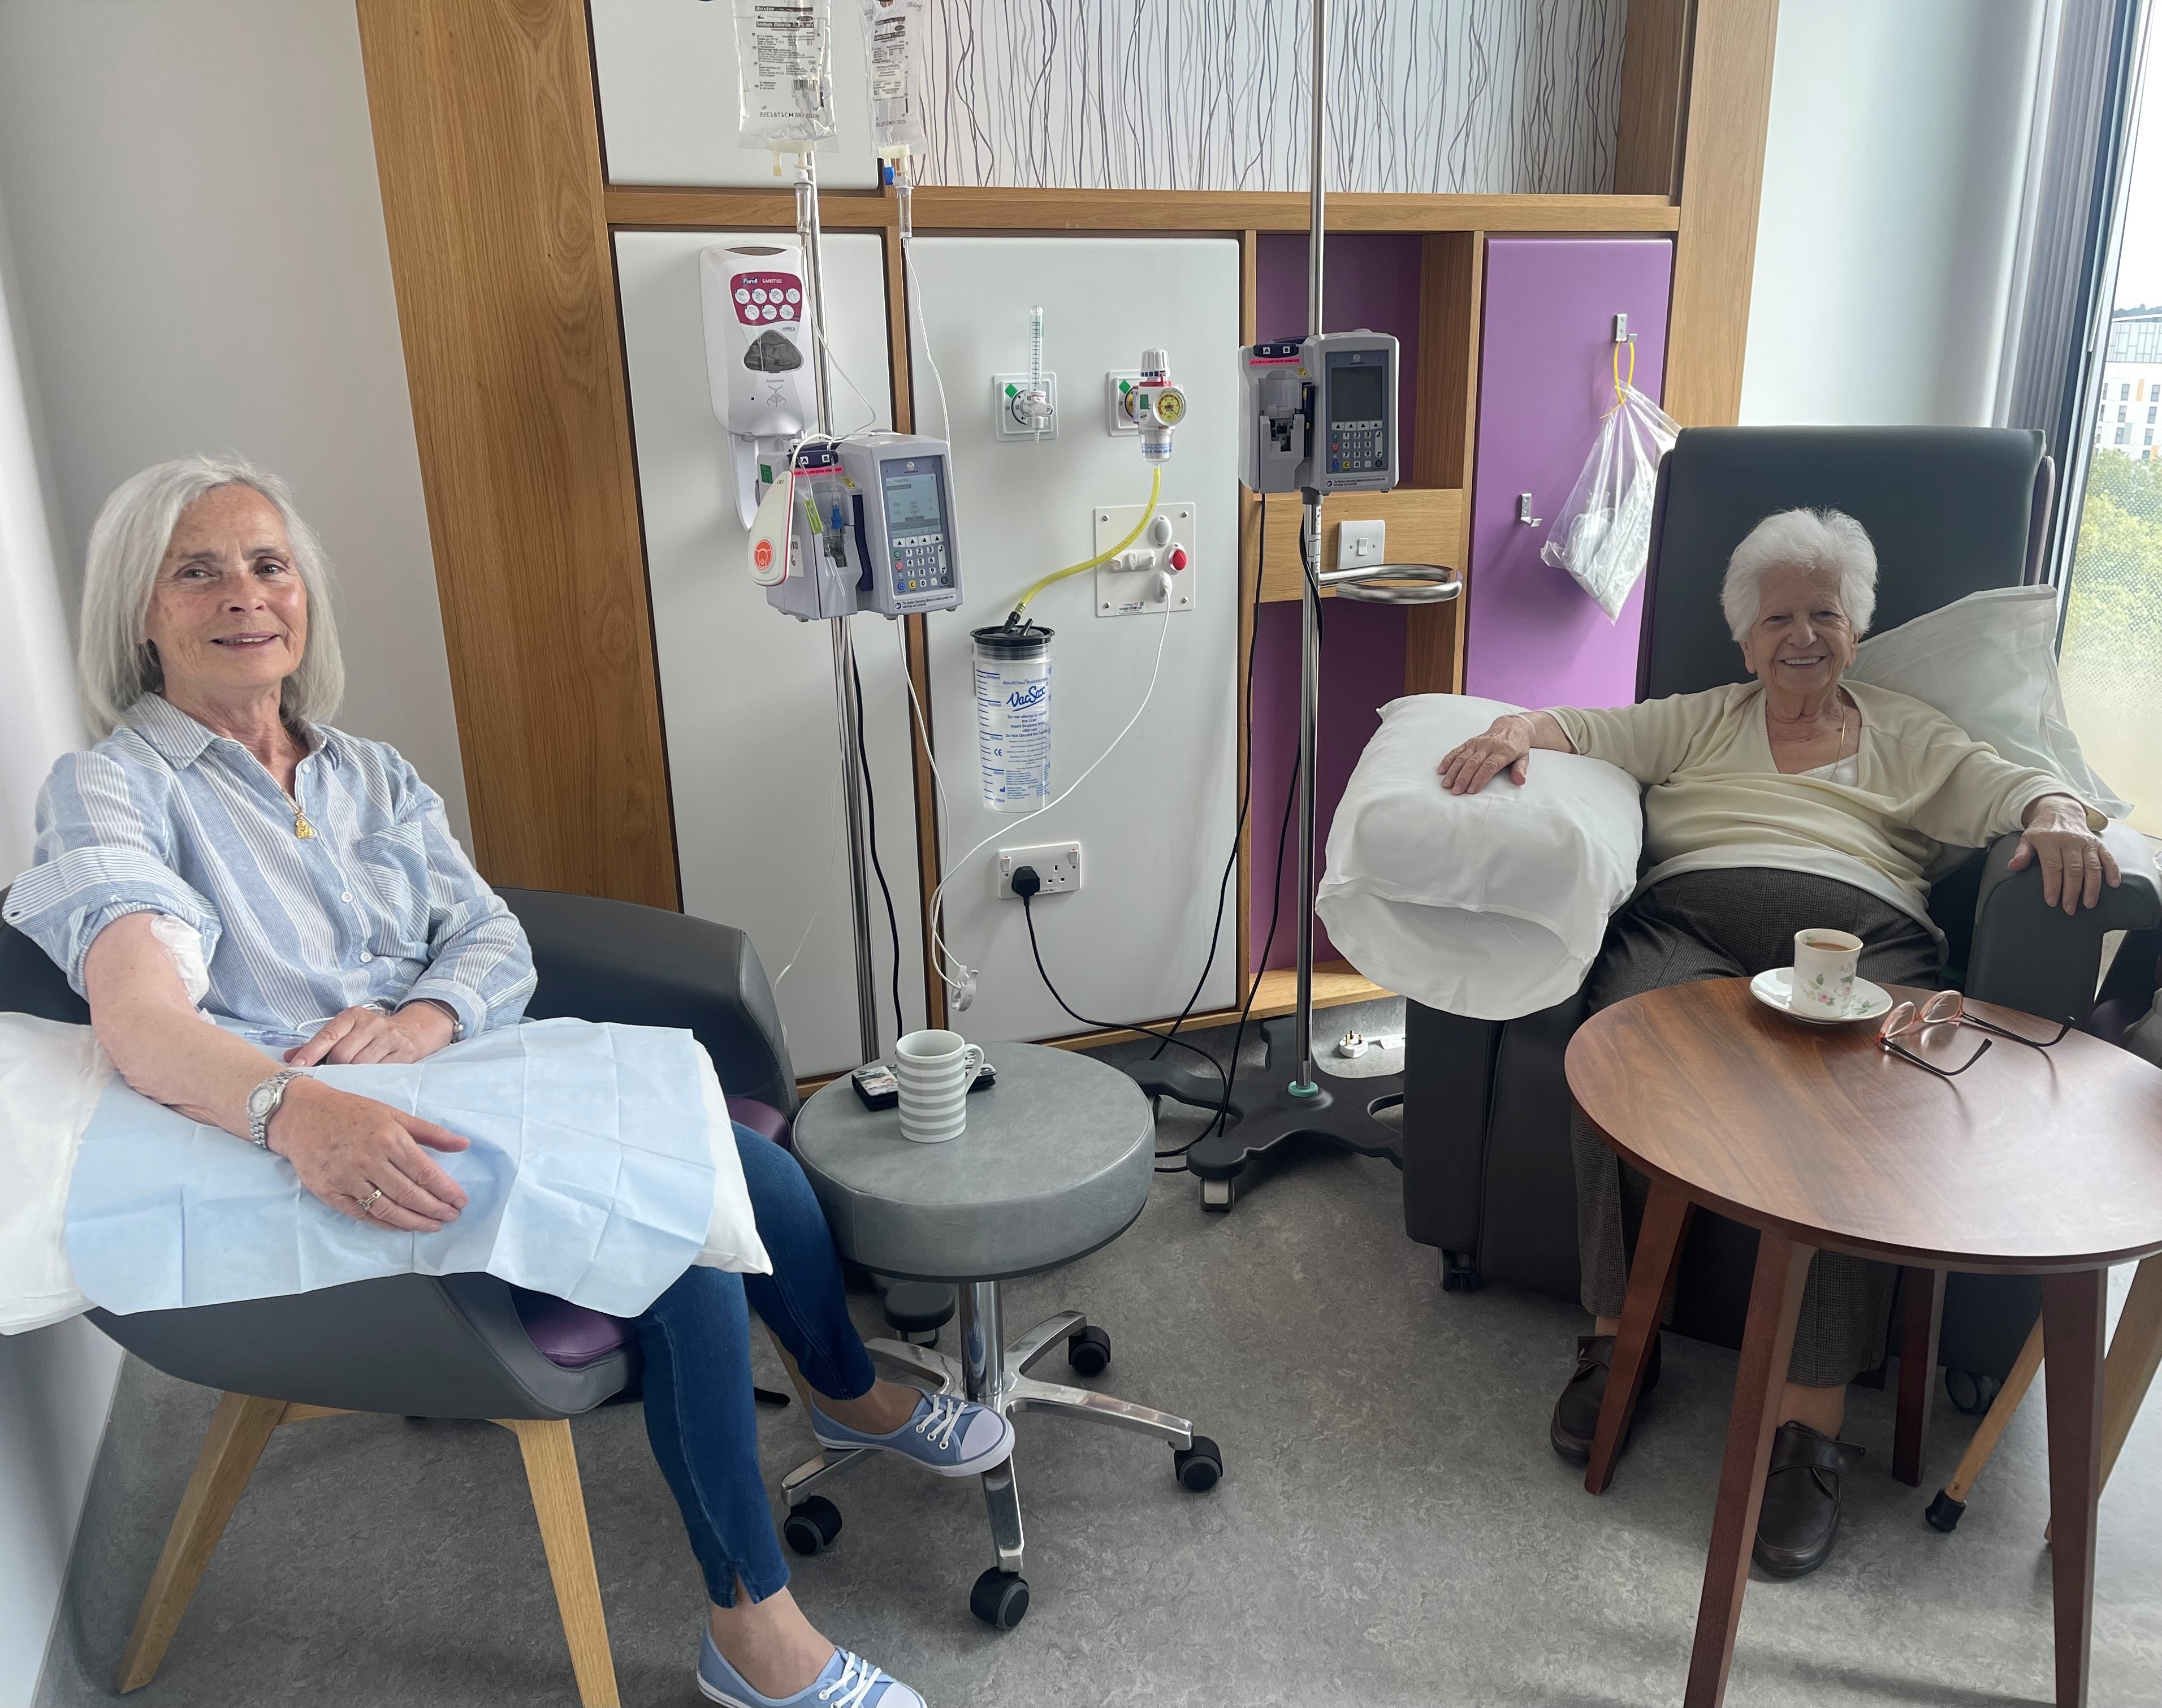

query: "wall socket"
left=996, top=841, right=1082, bottom=898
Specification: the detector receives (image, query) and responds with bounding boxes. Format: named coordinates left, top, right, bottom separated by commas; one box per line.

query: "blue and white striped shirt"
left=5, top=694, right=534, bottom=1042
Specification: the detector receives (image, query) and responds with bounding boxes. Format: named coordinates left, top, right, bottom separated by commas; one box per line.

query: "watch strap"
left=248, top=1067, right=304, bottom=1149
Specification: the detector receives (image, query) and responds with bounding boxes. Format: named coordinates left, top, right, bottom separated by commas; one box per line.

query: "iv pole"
left=795, top=151, right=883, bottom=1066
left=1134, top=0, right=1459, bottom=1209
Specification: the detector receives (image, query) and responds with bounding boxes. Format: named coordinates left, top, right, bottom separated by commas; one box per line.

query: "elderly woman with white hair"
left=5, top=457, right=1010, bottom=1708
left=1437, top=507, right=2117, bottom=1579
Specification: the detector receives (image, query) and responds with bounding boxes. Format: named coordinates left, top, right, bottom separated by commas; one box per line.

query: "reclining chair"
left=0, top=887, right=800, bottom=1708
left=1403, top=426, right=2162, bottom=1403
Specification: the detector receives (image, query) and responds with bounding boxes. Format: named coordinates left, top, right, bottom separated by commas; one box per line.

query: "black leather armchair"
left=0, top=887, right=797, bottom=1707
left=1402, top=427, right=2162, bottom=1385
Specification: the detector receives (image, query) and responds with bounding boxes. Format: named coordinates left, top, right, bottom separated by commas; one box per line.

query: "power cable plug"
left=1011, top=864, right=1043, bottom=900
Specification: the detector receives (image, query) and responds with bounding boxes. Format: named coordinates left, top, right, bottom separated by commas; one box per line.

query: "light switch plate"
left=1337, top=518, right=1386, bottom=571
left=1092, top=500, right=1197, bottom=618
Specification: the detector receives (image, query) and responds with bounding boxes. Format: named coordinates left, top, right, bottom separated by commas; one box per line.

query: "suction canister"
left=972, top=624, right=1052, bottom=813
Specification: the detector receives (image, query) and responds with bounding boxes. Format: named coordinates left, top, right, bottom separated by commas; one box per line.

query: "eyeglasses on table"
left=1876, top=988, right=2074, bottom=1078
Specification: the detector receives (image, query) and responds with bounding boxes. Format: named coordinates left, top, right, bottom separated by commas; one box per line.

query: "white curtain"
left=0, top=184, right=81, bottom=880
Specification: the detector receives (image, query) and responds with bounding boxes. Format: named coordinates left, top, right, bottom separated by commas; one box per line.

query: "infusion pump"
left=755, top=430, right=965, bottom=622
left=1238, top=330, right=1400, bottom=498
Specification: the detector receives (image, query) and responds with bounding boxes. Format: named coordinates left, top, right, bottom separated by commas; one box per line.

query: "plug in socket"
left=996, top=842, right=1081, bottom=898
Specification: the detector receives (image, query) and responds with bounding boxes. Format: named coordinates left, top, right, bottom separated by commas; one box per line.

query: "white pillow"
left=1317, top=695, right=1644, bottom=1021
left=1847, top=586, right=2131, bottom=819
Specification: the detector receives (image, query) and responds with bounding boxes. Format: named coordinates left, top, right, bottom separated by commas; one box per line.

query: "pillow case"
left=1317, top=695, right=1644, bottom=1021
left=1846, top=586, right=2130, bottom=818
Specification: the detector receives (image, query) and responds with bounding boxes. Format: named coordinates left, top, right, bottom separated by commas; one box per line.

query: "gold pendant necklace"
left=282, top=788, right=315, bottom=840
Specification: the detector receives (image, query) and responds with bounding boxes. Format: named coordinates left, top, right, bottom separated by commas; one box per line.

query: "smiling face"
left=1739, top=563, right=1856, bottom=699
left=142, top=484, right=308, bottom=712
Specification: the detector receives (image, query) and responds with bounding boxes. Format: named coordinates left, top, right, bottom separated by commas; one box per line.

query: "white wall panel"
left=591, top=0, right=879, bottom=188
left=911, top=237, right=1239, bottom=1044
left=616, top=232, right=922, bottom=1078
left=1741, top=0, right=2047, bottom=427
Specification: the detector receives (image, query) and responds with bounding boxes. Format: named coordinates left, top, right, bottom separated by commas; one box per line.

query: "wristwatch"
left=246, top=1068, right=306, bottom=1149
left=396, top=997, right=465, bottom=1043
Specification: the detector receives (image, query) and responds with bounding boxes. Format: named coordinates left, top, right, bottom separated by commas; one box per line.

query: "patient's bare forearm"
left=83, top=913, right=271, bottom=1138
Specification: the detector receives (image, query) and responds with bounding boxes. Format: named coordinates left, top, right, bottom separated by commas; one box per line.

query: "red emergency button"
left=1168, top=546, right=1189, bottom=571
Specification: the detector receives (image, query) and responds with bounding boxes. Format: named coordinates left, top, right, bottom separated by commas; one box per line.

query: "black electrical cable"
left=1148, top=490, right=1269, bottom=1066
left=1019, top=886, right=1230, bottom=1091
left=849, top=650, right=906, bottom=1045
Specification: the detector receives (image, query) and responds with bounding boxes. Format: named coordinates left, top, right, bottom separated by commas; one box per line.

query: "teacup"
left=893, top=1029, right=988, bottom=1144
left=1789, top=928, right=1863, bottom=1017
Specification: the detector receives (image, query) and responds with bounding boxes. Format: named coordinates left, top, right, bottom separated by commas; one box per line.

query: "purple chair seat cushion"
left=513, top=1097, right=794, bottom=1368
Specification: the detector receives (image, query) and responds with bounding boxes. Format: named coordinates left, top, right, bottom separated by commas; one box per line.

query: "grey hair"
left=1720, top=508, right=1878, bottom=643
left=77, top=455, right=344, bottom=738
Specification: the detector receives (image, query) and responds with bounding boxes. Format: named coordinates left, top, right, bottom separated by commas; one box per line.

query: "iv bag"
left=859, top=0, right=929, bottom=153
left=735, top=0, right=837, bottom=149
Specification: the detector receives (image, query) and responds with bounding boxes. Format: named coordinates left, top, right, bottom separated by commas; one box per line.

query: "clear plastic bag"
left=1540, top=375, right=1679, bottom=621
left=736, top=0, right=837, bottom=149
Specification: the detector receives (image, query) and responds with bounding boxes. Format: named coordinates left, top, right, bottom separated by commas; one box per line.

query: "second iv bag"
left=859, top=0, right=929, bottom=154
left=736, top=0, right=837, bottom=150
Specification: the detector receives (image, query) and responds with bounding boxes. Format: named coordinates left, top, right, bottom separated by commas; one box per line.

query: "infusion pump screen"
left=881, top=458, right=954, bottom=595
left=1326, top=362, right=1388, bottom=476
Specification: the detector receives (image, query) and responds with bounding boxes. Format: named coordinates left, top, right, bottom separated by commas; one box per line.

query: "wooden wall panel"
left=356, top=0, right=677, bottom=906
left=1244, top=488, right=1464, bottom=604
left=1662, top=0, right=1780, bottom=427
left=1617, top=0, right=1697, bottom=198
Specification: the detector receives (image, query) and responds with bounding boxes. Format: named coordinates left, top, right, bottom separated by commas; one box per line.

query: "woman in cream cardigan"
left=1438, top=507, right=2117, bottom=1580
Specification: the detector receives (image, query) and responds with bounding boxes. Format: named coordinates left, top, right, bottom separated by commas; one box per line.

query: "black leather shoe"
left=1550, top=1333, right=1661, bottom=1466
left=1754, top=1422, right=1865, bottom=1578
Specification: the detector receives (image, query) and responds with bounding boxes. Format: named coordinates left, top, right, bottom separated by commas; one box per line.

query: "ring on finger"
left=358, top=1186, right=387, bottom=1218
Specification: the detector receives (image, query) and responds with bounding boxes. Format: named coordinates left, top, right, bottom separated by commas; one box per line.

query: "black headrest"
left=0, top=894, right=89, bottom=1023
left=1637, top=427, right=2048, bottom=702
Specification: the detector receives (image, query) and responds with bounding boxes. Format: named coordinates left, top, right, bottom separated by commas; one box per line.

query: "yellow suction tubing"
left=1003, top=466, right=1162, bottom=626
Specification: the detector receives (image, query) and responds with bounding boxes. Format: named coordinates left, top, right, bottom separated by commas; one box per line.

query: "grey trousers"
left=1571, top=868, right=1942, bottom=1387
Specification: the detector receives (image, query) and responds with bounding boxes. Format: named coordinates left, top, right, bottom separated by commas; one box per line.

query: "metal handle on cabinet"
left=1517, top=493, right=1542, bottom=527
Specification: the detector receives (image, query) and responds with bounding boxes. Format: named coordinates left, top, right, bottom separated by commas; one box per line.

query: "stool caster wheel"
left=970, top=1568, right=1030, bottom=1629
left=1441, top=1252, right=1485, bottom=1293
left=1944, top=1369, right=2002, bottom=1417
left=1199, top=1176, right=1235, bottom=1211
left=783, top=1496, right=843, bottom=1556
left=1066, top=1325, right=1112, bottom=1378
left=1174, top=1434, right=1222, bottom=1491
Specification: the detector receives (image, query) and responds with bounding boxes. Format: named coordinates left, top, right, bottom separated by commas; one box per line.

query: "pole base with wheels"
left=1134, top=1015, right=1401, bottom=1211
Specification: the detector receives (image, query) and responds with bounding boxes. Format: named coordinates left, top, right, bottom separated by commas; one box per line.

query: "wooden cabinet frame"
left=356, top=0, right=1778, bottom=1041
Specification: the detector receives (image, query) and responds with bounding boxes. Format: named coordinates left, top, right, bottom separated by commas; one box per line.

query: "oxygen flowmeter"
left=1238, top=330, right=1400, bottom=496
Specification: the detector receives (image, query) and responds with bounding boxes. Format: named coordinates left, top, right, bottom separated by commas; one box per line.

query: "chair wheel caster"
left=783, top=1495, right=843, bottom=1556
left=1944, top=1368, right=2002, bottom=1417
left=1925, top=1490, right=1966, bottom=1532
left=1441, top=1252, right=1485, bottom=1293
left=1199, top=1176, right=1235, bottom=1211
left=970, top=1567, right=1030, bottom=1629
left=1066, top=1325, right=1112, bottom=1378
left=1174, top=1434, right=1223, bottom=1491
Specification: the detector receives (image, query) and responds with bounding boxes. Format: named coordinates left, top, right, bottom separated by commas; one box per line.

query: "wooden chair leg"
left=496, top=1418, right=621, bottom=1708
left=1893, top=1266, right=1947, bottom=1487
left=116, top=1392, right=287, bottom=1693
left=2099, top=1251, right=2162, bottom=1489
left=2040, top=1269, right=2107, bottom=1708
left=1938, top=1316, right=2044, bottom=1511
left=1684, top=1231, right=1813, bottom=1708
left=1586, top=1178, right=1694, bottom=1495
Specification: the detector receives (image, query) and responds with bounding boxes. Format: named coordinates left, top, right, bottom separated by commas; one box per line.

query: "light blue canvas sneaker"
left=808, top=1390, right=1015, bottom=1477
left=697, top=1632, right=925, bottom=1708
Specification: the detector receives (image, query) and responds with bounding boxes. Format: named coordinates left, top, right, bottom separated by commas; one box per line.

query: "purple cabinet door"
left=1465, top=237, right=1674, bottom=711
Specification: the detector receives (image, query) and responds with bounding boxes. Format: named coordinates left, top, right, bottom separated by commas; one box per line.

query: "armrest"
left=500, top=888, right=798, bottom=1115
left=1964, top=825, right=2162, bottom=1021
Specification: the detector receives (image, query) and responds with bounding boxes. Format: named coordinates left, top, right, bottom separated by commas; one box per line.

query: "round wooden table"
left=1566, top=978, right=2162, bottom=1708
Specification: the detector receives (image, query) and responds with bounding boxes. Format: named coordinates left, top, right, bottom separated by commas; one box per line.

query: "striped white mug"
left=893, top=1030, right=988, bottom=1144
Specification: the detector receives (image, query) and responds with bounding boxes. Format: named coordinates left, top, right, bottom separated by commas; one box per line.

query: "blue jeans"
left=632, top=1123, right=877, bottom=1606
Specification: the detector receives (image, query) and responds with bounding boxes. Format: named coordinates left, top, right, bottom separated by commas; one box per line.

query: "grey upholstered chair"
left=1401, top=427, right=2162, bottom=1415
left=0, top=888, right=799, bottom=1708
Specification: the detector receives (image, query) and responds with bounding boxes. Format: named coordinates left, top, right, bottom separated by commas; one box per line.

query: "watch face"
left=248, top=1081, right=274, bottom=1117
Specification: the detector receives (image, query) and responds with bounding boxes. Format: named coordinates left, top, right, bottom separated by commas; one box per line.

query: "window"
left=2125, top=382, right=2135, bottom=399
left=2148, top=429, right=2157, bottom=445
left=2151, top=405, right=2159, bottom=422
left=2118, top=426, right=2130, bottom=442
left=2122, top=404, right=2131, bottom=421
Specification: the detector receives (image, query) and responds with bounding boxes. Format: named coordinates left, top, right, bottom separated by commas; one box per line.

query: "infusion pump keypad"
left=1329, top=421, right=1386, bottom=475
left=729, top=271, right=803, bottom=325
left=892, top=533, right=953, bottom=597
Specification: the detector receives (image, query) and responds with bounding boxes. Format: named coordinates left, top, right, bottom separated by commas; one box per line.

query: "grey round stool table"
left=782, top=1043, right=1222, bottom=1628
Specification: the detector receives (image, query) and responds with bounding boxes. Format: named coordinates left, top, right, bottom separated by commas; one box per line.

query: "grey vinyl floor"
left=36, top=1002, right=2162, bottom=1707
